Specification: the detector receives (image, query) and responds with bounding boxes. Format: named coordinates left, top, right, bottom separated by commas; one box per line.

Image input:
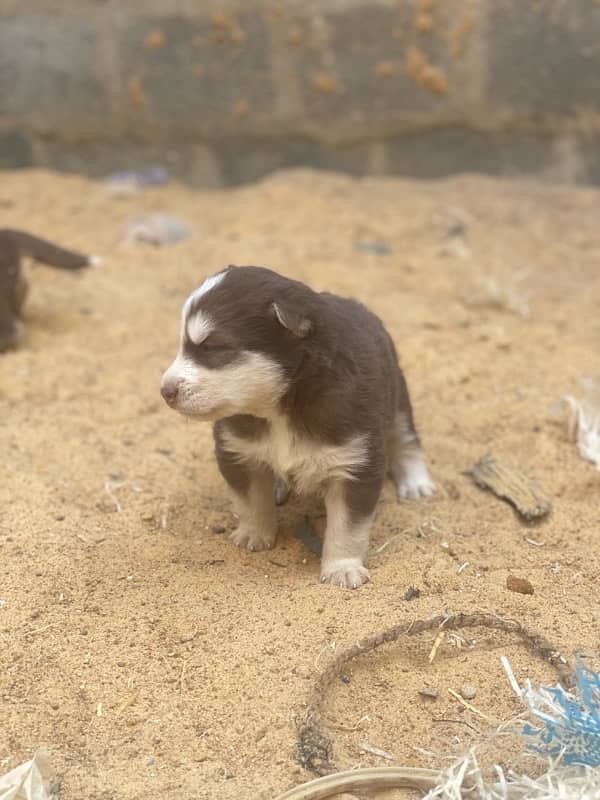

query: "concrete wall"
left=2, top=0, right=600, bottom=186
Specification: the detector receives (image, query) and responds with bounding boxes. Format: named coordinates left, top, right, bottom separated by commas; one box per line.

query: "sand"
left=0, top=168, right=599, bottom=800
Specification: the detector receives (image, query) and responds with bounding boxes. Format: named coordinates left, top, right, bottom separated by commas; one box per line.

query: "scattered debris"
left=463, top=268, right=531, bottom=319
left=429, top=631, right=446, bottom=663
left=294, top=518, right=322, bottom=557
left=440, top=540, right=458, bottom=558
left=115, top=689, right=138, bottom=718
left=445, top=220, right=467, bottom=239
left=210, top=524, right=226, bottom=534
left=0, top=750, right=53, bottom=800
left=443, top=481, right=461, bottom=500
left=374, top=527, right=412, bottom=554
left=435, top=717, right=482, bottom=735
left=358, top=742, right=395, bottom=761
left=159, top=505, right=169, bottom=530
left=276, top=755, right=600, bottom=799
left=561, top=395, right=600, bottom=470
left=103, top=479, right=127, bottom=513
left=470, top=453, right=552, bottom=520
left=504, top=654, right=600, bottom=767
left=103, top=165, right=168, bottom=196
left=354, top=239, right=392, bottom=256
left=418, top=686, right=439, bottom=700
left=507, top=575, right=535, bottom=595
left=404, top=585, right=421, bottom=601
left=448, top=687, right=494, bottom=723
left=122, top=214, right=192, bottom=246
left=460, top=683, right=477, bottom=700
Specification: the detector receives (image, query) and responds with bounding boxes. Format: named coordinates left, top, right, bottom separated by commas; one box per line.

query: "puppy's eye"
left=201, top=333, right=232, bottom=350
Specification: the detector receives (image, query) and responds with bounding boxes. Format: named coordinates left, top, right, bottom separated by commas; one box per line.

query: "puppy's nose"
left=160, top=380, right=179, bottom=406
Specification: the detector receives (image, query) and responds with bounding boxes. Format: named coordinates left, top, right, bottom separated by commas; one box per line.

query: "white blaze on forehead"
left=190, top=270, right=227, bottom=305
left=187, top=310, right=214, bottom=345
left=197, top=270, right=227, bottom=298
left=180, top=269, right=228, bottom=340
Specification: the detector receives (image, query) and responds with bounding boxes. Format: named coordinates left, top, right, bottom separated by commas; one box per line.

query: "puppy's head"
left=160, top=266, right=314, bottom=420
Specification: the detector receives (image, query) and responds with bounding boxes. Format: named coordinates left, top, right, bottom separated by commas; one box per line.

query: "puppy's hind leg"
left=388, top=410, right=435, bottom=500
left=214, top=435, right=277, bottom=552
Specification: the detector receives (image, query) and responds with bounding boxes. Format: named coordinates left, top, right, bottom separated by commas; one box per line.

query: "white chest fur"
left=219, top=416, right=368, bottom=494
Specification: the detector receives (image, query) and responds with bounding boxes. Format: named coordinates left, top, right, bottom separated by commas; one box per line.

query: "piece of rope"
left=295, top=612, right=574, bottom=780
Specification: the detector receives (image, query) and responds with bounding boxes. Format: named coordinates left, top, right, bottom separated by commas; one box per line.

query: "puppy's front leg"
left=320, top=476, right=382, bottom=589
left=215, top=443, right=277, bottom=552
left=230, top=466, right=278, bottom=551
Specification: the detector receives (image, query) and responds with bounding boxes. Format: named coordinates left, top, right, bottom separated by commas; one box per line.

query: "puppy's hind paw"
left=320, top=559, right=370, bottom=590
left=396, top=474, right=436, bottom=501
left=395, top=456, right=436, bottom=501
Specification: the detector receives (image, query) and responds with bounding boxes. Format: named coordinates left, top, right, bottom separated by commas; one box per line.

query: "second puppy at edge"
left=161, top=265, right=434, bottom=589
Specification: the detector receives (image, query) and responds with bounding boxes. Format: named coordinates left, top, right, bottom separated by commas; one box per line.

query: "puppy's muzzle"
left=160, top=377, right=180, bottom=407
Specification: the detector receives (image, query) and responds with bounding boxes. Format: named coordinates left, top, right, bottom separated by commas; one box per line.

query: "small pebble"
left=418, top=687, right=439, bottom=700
left=211, top=524, right=226, bottom=534
left=341, top=674, right=352, bottom=684
left=255, top=726, right=268, bottom=742
left=146, top=757, right=155, bottom=767
left=506, top=575, right=534, bottom=595
left=460, top=684, right=477, bottom=700
left=404, top=586, right=420, bottom=601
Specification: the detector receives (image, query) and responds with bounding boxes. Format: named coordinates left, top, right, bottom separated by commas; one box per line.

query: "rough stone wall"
left=1, top=0, right=600, bottom=185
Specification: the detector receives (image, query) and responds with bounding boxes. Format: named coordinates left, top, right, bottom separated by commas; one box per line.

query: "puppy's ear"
left=272, top=301, right=312, bottom=338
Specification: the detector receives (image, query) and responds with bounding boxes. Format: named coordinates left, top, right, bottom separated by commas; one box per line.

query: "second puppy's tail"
left=1, top=228, right=100, bottom=270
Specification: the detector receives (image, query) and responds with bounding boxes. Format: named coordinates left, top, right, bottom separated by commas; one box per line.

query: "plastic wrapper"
left=0, top=751, right=53, bottom=800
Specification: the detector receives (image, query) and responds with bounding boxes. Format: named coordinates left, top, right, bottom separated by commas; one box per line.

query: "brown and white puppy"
left=161, top=266, right=434, bottom=588
left=0, top=229, right=98, bottom=351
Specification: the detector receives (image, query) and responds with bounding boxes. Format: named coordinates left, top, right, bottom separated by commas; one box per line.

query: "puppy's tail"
left=1, top=229, right=100, bottom=270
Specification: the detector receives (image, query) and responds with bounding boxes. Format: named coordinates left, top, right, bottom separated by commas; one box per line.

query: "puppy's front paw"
left=320, top=559, right=370, bottom=589
left=230, top=524, right=276, bottom=552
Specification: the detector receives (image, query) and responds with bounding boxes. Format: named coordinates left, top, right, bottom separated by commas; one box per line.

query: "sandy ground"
left=0, top=168, right=599, bottom=800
